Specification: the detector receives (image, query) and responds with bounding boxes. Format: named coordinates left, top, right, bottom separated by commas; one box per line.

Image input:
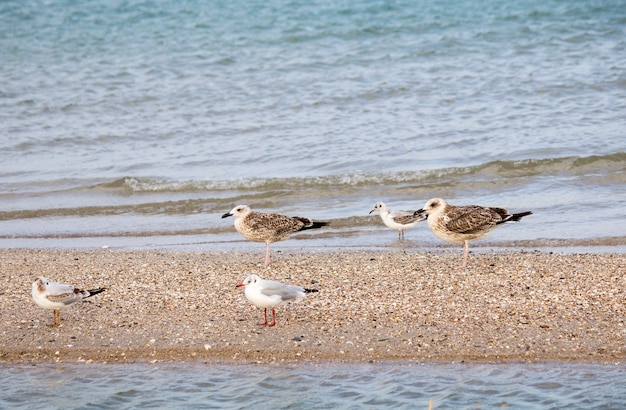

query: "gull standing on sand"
left=31, top=277, right=106, bottom=327
left=222, top=205, right=328, bottom=266
left=414, top=198, right=532, bottom=268
left=236, top=274, right=318, bottom=327
left=369, top=201, right=426, bottom=240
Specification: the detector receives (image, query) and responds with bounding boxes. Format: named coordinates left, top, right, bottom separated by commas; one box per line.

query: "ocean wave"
left=97, top=152, right=626, bottom=193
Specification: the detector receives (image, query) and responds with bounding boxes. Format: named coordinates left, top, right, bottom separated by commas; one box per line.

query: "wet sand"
left=1, top=249, right=624, bottom=364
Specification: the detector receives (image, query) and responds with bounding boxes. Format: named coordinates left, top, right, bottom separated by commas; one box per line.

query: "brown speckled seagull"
left=414, top=198, right=532, bottom=268
left=222, top=205, right=329, bottom=266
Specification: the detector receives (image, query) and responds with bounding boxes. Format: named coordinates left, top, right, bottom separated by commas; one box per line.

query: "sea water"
left=2, top=361, right=626, bottom=409
left=1, top=1, right=625, bottom=405
left=0, top=0, right=624, bottom=252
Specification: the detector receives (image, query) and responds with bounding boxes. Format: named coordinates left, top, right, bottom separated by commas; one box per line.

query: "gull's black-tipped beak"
left=369, top=209, right=375, bottom=214
left=413, top=209, right=426, bottom=216
left=221, top=212, right=233, bottom=219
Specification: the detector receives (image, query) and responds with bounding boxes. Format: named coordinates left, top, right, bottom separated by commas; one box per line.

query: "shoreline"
left=1, top=249, right=624, bottom=365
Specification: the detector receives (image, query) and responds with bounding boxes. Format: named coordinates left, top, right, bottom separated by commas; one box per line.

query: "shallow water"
left=1, top=0, right=625, bottom=252
left=1, top=361, right=625, bottom=409
left=2, top=4, right=624, bottom=406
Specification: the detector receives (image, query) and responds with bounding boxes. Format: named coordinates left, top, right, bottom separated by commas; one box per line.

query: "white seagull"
left=31, top=277, right=107, bottom=327
left=414, top=198, right=532, bottom=268
left=236, top=274, right=318, bottom=327
left=222, top=205, right=328, bottom=266
left=369, top=201, right=426, bottom=240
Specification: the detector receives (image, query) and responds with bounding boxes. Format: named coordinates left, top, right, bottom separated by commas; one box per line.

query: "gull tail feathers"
left=499, top=211, right=533, bottom=224
left=86, top=288, right=107, bottom=298
left=294, top=218, right=329, bottom=231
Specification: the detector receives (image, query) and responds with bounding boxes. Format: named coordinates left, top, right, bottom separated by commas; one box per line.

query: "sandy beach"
left=1, top=248, right=624, bottom=364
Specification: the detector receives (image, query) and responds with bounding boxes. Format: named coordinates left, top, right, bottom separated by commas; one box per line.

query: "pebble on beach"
left=1, top=249, right=624, bottom=364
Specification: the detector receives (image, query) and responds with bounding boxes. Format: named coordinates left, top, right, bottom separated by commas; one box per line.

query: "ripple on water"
left=1, top=362, right=626, bottom=409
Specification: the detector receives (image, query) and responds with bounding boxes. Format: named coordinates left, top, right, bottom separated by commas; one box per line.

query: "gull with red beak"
left=236, top=274, right=318, bottom=327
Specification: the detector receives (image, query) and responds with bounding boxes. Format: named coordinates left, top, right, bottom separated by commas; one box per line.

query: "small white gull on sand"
left=31, top=276, right=106, bottom=327
left=414, top=198, right=532, bottom=268
left=369, top=201, right=426, bottom=240
left=222, top=205, right=328, bottom=266
left=236, top=274, right=318, bottom=327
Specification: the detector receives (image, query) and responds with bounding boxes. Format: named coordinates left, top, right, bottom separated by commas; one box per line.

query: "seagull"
left=236, top=274, right=318, bottom=327
left=369, top=201, right=426, bottom=240
left=31, top=277, right=106, bottom=327
left=222, top=205, right=329, bottom=266
left=414, top=198, right=532, bottom=268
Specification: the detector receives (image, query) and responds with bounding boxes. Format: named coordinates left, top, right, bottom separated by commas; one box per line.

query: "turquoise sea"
left=1, top=0, right=624, bottom=252
left=1, top=0, right=625, bottom=407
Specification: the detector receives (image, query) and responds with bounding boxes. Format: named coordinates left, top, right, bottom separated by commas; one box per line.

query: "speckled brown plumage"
left=415, top=198, right=532, bottom=268
left=222, top=205, right=328, bottom=266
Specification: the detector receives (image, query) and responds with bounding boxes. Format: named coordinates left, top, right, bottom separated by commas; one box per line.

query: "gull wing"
left=392, top=212, right=425, bottom=225
left=260, top=281, right=305, bottom=301
left=444, top=206, right=501, bottom=234
left=45, top=282, right=85, bottom=305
